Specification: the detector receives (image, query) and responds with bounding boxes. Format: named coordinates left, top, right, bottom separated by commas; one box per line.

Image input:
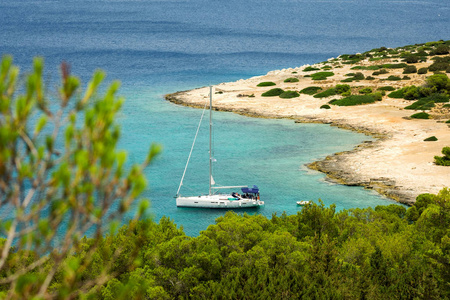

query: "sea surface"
left=1, top=0, right=449, bottom=235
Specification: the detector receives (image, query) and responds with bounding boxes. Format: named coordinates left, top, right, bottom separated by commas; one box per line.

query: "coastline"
left=165, top=56, right=450, bottom=206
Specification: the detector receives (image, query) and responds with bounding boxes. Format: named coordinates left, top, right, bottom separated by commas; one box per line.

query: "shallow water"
left=1, top=0, right=448, bottom=235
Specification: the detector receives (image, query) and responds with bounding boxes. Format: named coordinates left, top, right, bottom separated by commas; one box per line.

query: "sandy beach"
left=166, top=57, right=450, bottom=205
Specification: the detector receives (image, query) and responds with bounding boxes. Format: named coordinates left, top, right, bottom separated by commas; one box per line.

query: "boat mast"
left=209, top=86, right=213, bottom=195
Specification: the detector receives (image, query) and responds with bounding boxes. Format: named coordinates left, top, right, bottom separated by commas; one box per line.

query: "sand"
left=166, top=59, right=450, bottom=205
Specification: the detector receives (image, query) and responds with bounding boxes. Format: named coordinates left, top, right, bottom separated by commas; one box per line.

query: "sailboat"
left=176, top=86, right=264, bottom=208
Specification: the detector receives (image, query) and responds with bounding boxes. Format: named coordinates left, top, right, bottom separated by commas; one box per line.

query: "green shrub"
left=262, top=88, right=284, bottom=97
left=404, top=56, right=420, bottom=64
left=257, top=81, right=276, bottom=87
left=322, top=66, right=332, bottom=70
left=444, top=104, right=450, bottom=108
left=387, top=75, right=402, bottom=81
left=405, top=100, right=435, bottom=110
left=421, top=93, right=450, bottom=103
left=446, top=119, right=450, bottom=123
left=370, top=92, right=383, bottom=101
left=418, top=67, right=428, bottom=74
left=426, top=74, right=450, bottom=92
left=303, top=66, right=320, bottom=72
left=378, top=86, right=395, bottom=91
left=382, top=63, right=407, bottom=69
left=359, top=87, right=373, bottom=94
left=279, top=91, right=300, bottom=99
left=429, top=62, right=450, bottom=72
left=311, top=72, right=335, bottom=80
left=300, top=86, right=322, bottom=95
left=284, top=77, right=299, bottom=83
left=403, top=65, right=417, bottom=74
left=314, top=88, right=337, bottom=98
left=345, top=73, right=355, bottom=77
left=331, top=95, right=376, bottom=106
left=341, top=78, right=354, bottom=83
left=320, top=104, right=331, bottom=109
left=434, top=147, right=450, bottom=166
left=403, top=76, right=411, bottom=80
left=388, top=88, right=406, bottom=98
left=432, top=44, right=450, bottom=55
left=410, top=112, right=430, bottom=119
left=354, top=72, right=365, bottom=80
left=335, top=84, right=350, bottom=94
left=424, top=136, right=438, bottom=141
left=365, top=76, right=375, bottom=80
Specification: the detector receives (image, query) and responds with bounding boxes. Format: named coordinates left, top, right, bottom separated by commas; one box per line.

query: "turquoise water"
left=1, top=0, right=448, bottom=235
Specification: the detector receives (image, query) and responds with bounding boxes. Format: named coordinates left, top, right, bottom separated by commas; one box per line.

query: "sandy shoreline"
left=165, top=59, right=450, bottom=205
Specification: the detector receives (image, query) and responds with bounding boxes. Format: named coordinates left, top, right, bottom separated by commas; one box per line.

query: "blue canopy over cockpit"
left=241, top=185, right=259, bottom=194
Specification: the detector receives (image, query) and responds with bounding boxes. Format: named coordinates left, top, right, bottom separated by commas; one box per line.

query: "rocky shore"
left=165, top=45, right=450, bottom=205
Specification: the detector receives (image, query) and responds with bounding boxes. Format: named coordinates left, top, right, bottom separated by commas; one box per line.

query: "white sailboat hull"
left=176, top=194, right=264, bottom=208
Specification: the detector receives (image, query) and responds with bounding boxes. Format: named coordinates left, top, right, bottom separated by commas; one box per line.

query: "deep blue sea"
left=1, top=0, right=449, bottom=235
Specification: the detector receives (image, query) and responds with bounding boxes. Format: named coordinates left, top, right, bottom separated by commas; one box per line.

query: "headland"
left=166, top=41, right=450, bottom=205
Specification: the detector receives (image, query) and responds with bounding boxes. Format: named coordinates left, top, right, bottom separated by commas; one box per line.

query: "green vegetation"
left=284, top=77, right=299, bottom=83
left=359, top=87, right=373, bottom=94
left=257, top=81, right=276, bottom=87
left=0, top=56, right=159, bottom=298
left=372, top=69, right=389, bottom=76
left=331, top=95, right=376, bottom=106
left=410, top=112, right=430, bottom=119
left=378, top=86, right=395, bottom=91
left=299, top=86, right=322, bottom=95
left=279, top=90, right=300, bottom=98
left=303, top=66, right=320, bottom=72
left=310, top=71, right=334, bottom=80
left=424, top=136, right=438, bottom=141
left=403, top=65, right=417, bottom=74
left=434, top=147, right=450, bottom=166
left=314, top=88, right=337, bottom=98
left=320, top=104, right=331, bottom=109
left=386, top=75, right=402, bottom=81
left=418, top=67, right=428, bottom=74
left=342, top=72, right=364, bottom=82
left=21, top=188, right=450, bottom=299
left=261, top=88, right=284, bottom=97
left=405, top=99, right=435, bottom=110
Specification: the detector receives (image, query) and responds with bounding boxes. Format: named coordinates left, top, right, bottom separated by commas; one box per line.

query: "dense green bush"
left=335, top=84, right=350, bottom=94
left=382, top=63, right=407, bottom=69
left=434, top=147, right=450, bottom=166
left=261, top=88, right=284, bottom=97
left=314, top=88, right=337, bottom=98
left=257, top=81, right=276, bottom=87
left=365, top=76, right=375, bottom=80
left=424, top=136, right=438, bottom=141
left=410, top=112, right=430, bottom=119
left=418, top=67, right=428, bottom=74
left=378, top=86, right=395, bottom=91
left=283, top=77, right=299, bottom=83
left=331, top=95, right=376, bottom=106
left=388, top=88, right=407, bottom=98
left=303, top=66, right=320, bottom=72
left=359, top=87, right=373, bottom=94
left=310, top=71, right=335, bottom=80
left=432, top=44, right=450, bottom=55
left=405, top=99, right=435, bottom=110
left=340, top=78, right=354, bottom=83
left=429, top=62, right=449, bottom=72
left=279, top=90, right=300, bottom=98
left=320, top=104, right=331, bottom=109
left=404, top=56, right=419, bottom=63
left=387, top=75, right=402, bottom=81
left=300, top=86, right=322, bottom=95
left=403, top=65, right=417, bottom=74
left=372, top=69, right=389, bottom=76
